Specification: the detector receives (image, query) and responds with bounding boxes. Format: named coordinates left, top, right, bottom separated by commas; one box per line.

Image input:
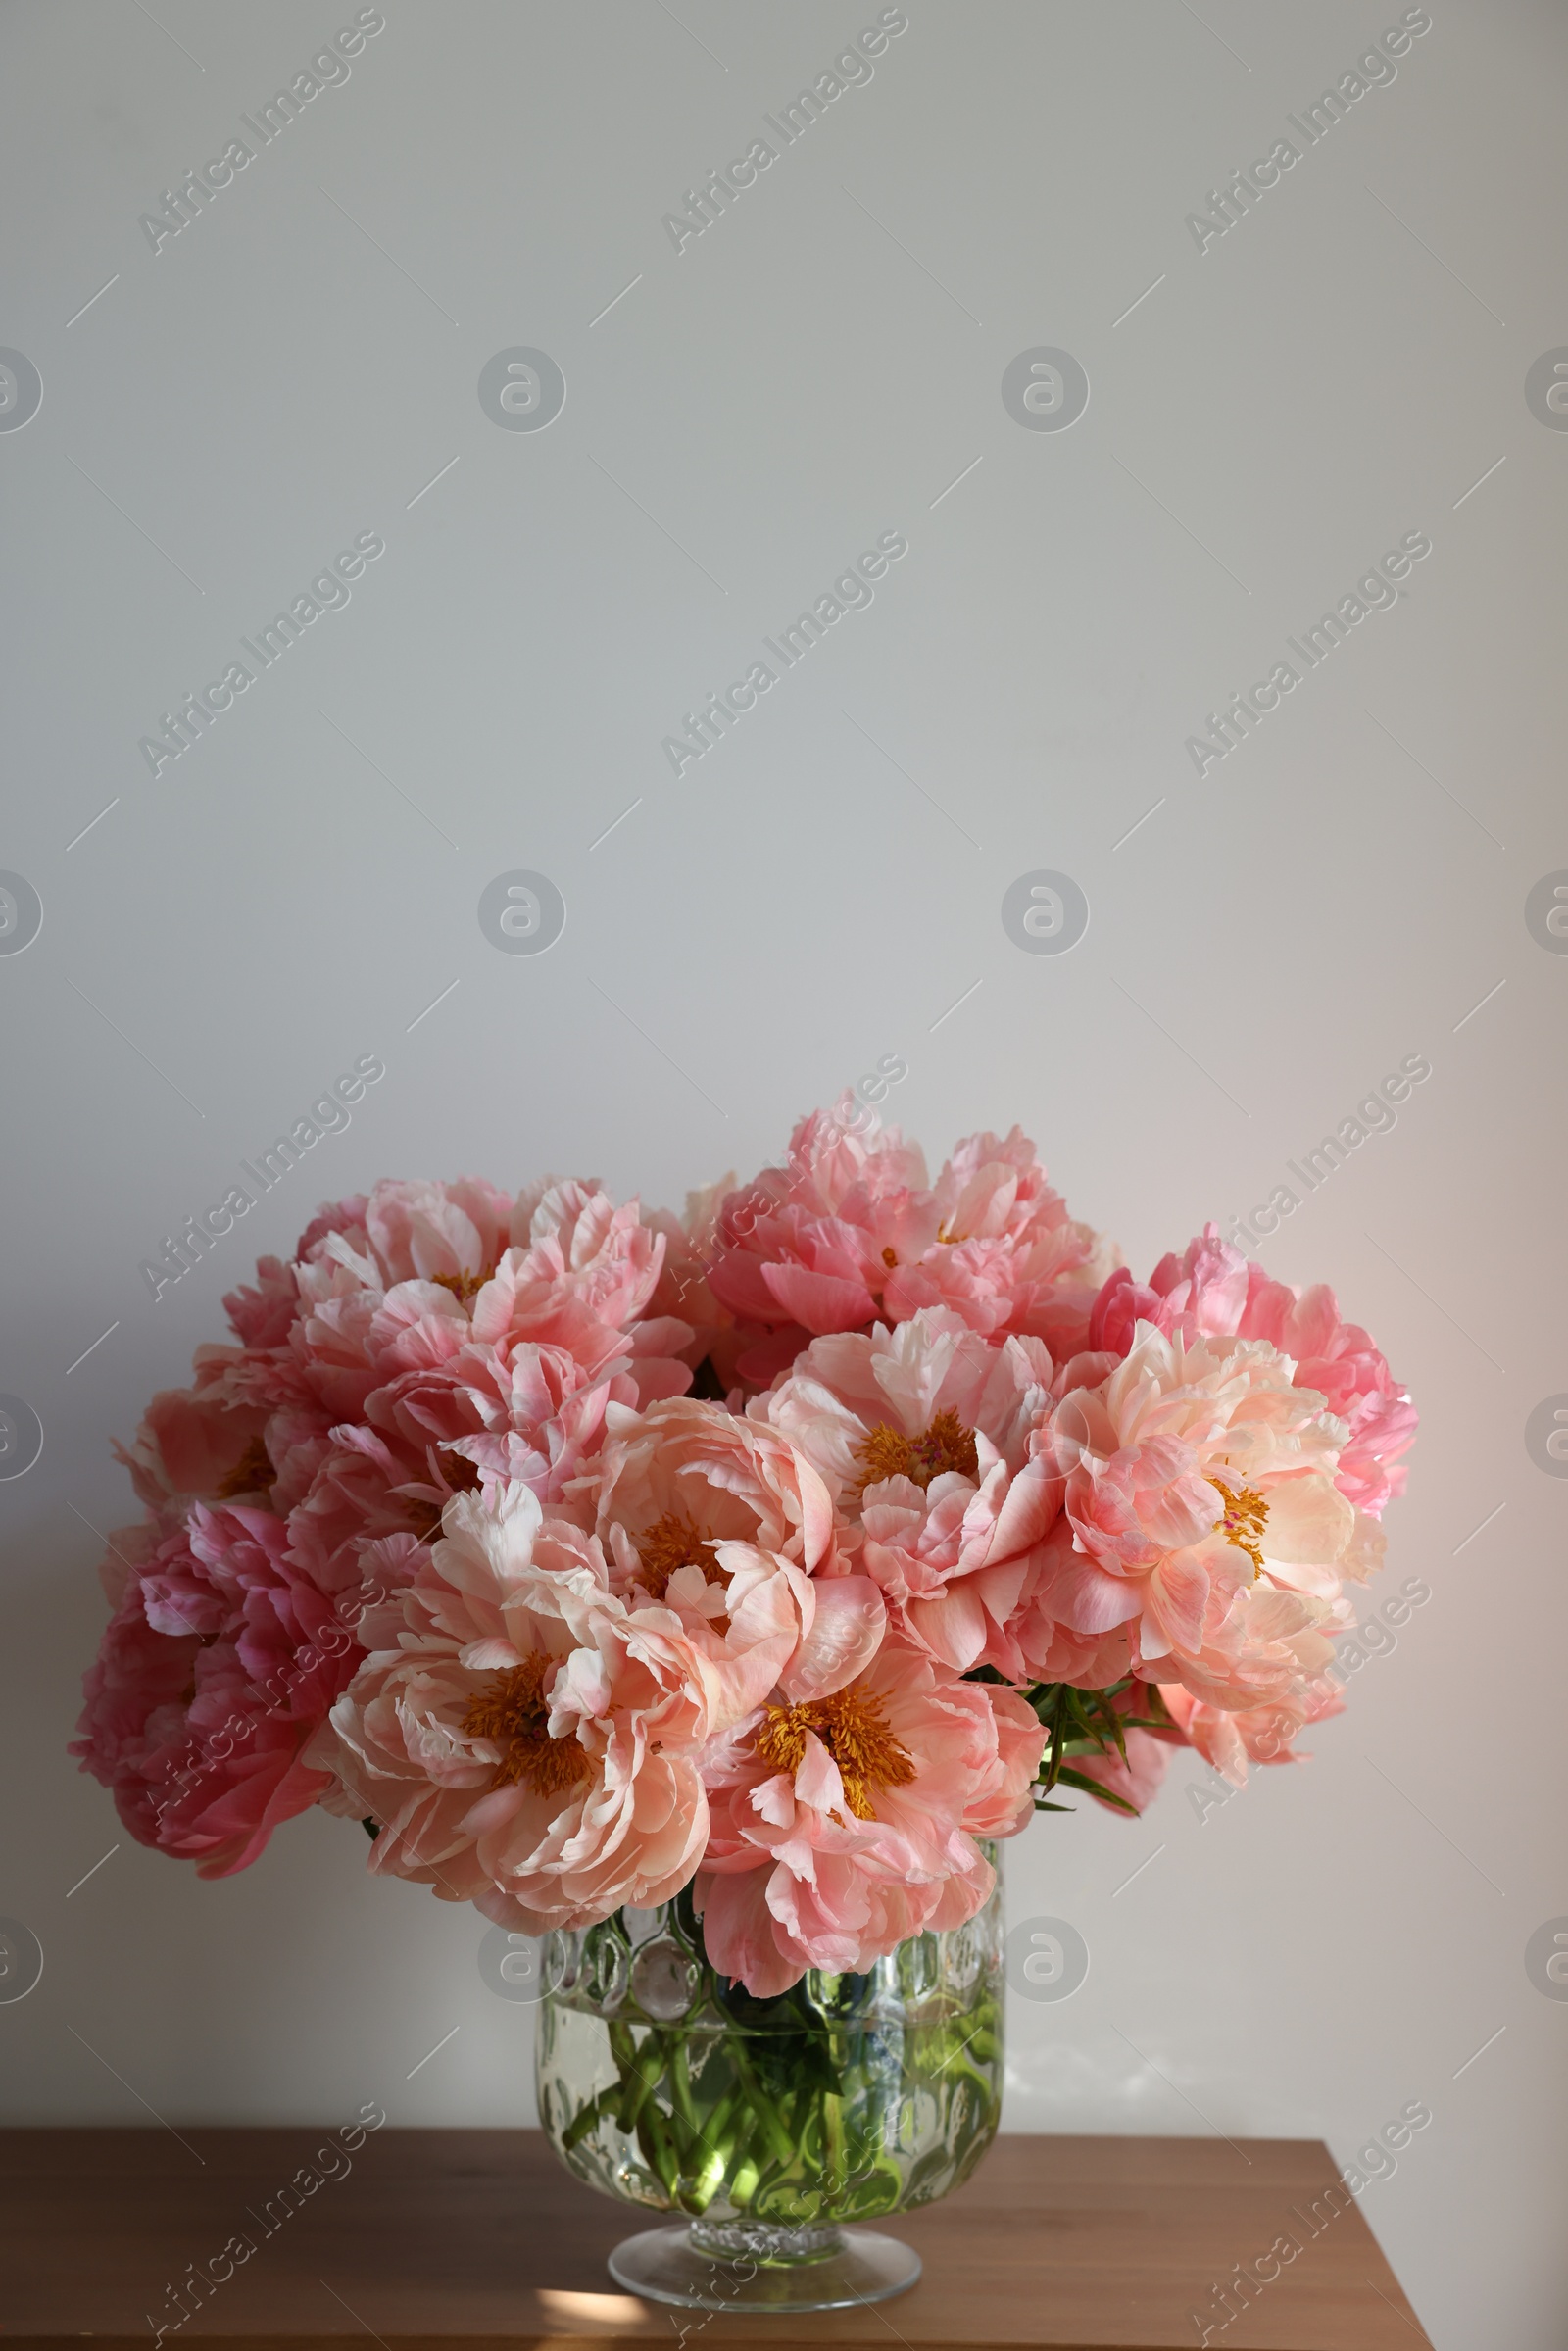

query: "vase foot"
left=607, top=2221, right=921, bottom=2312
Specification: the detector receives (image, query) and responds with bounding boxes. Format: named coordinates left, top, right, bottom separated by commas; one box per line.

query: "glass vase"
left=535, top=1852, right=1004, bottom=2313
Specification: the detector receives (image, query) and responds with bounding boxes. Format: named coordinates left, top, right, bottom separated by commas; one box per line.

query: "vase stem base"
left=608, top=2221, right=922, bottom=2312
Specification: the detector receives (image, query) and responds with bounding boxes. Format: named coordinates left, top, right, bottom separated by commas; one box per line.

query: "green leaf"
left=1052, top=1765, right=1139, bottom=1814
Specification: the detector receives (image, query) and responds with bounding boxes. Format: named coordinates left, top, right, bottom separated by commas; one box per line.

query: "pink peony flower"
left=881, top=1126, right=1112, bottom=1354
left=1160, top=1674, right=1345, bottom=1788
left=696, top=1636, right=1044, bottom=1995
left=1088, top=1227, right=1416, bottom=1520
left=72, top=1503, right=357, bottom=1875
left=363, top=1176, right=514, bottom=1289
left=706, top=1101, right=937, bottom=1382
left=586, top=1395, right=838, bottom=1583
left=580, top=1396, right=887, bottom=1708
left=1235, top=1273, right=1416, bottom=1520
left=72, top=1123, right=1420, bottom=1912
left=706, top=1102, right=1111, bottom=1385
left=312, top=1484, right=799, bottom=1932
left=756, top=1309, right=1062, bottom=1676
left=270, top=1174, right=695, bottom=1650
left=1025, top=1324, right=1352, bottom=1730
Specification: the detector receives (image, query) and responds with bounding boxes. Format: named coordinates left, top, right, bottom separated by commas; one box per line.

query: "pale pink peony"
left=363, top=1176, right=515, bottom=1289
left=201, top=1177, right=686, bottom=1444
left=586, top=1396, right=838, bottom=1581
left=1088, top=1227, right=1416, bottom=1520
left=696, top=1636, right=1044, bottom=1995
left=1026, top=1324, right=1352, bottom=1731
left=1160, top=1674, right=1345, bottom=1788
left=270, top=1174, right=694, bottom=1647
left=757, top=1310, right=1064, bottom=1676
left=311, top=1484, right=801, bottom=1932
left=580, top=1396, right=887, bottom=1707
left=72, top=1503, right=357, bottom=1875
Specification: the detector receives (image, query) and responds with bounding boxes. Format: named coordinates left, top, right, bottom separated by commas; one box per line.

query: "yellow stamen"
left=461, top=1654, right=588, bottom=1798
left=430, top=1266, right=493, bottom=1305
left=1211, top=1479, right=1269, bottom=1578
left=633, top=1511, right=718, bottom=1599
left=215, top=1436, right=273, bottom=1499
left=753, top=1687, right=916, bottom=1820
left=858, top=1408, right=979, bottom=1493
left=881, top=1246, right=899, bottom=1270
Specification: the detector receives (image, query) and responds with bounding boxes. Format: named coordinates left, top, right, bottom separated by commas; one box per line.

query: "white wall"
left=2, top=5, right=1564, bottom=2344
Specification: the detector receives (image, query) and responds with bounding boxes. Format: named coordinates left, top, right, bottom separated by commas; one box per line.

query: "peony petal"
left=760, top=1262, right=876, bottom=1335
left=1256, top=1475, right=1355, bottom=1565
left=1035, top=1545, right=1144, bottom=1637
left=777, top=1576, right=887, bottom=1703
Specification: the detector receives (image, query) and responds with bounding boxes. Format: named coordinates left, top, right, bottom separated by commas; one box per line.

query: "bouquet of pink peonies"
left=74, top=1100, right=1416, bottom=2000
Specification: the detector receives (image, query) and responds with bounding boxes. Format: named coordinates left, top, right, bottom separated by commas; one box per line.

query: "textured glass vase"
left=536, top=1854, right=1003, bottom=2312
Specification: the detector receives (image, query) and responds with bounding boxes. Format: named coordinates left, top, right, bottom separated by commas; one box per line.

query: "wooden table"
left=0, top=2129, right=1428, bottom=2350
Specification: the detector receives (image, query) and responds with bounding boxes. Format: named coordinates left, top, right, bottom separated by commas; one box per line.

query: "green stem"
left=822, top=2090, right=846, bottom=2192
left=688, top=2080, right=739, bottom=2169
left=561, top=2085, right=614, bottom=2152
left=727, top=2153, right=760, bottom=2209
left=731, top=2043, right=795, bottom=2168
left=666, top=2036, right=699, bottom=2140
left=637, top=2097, right=680, bottom=2200
left=611, top=2026, right=666, bottom=2135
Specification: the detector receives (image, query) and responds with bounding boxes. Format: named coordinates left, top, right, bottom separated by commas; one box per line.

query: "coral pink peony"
left=264, top=1174, right=694, bottom=1649
left=705, top=1101, right=937, bottom=1382
left=581, top=1396, right=887, bottom=1707
left=1088, top=1227, right=1416, bottom=1520
left=311, top=1484, right=801, bottom=1933
left=1160, top=1673, right=1345, bottom=1788
left=586, top=1396, right=836, bottom=1578
left=706, top=1102, right=1111, bottom=1385
left=881, top=1126, right=1111, bottom=1354
left=71, top=1113, right=1417, bottom=1930
left=1024, top=1324, right=1352, bottom=1739
left=696, top=1637, right=1044, bottom=1995
left=757, top=1310, right=1063, bottom=1676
